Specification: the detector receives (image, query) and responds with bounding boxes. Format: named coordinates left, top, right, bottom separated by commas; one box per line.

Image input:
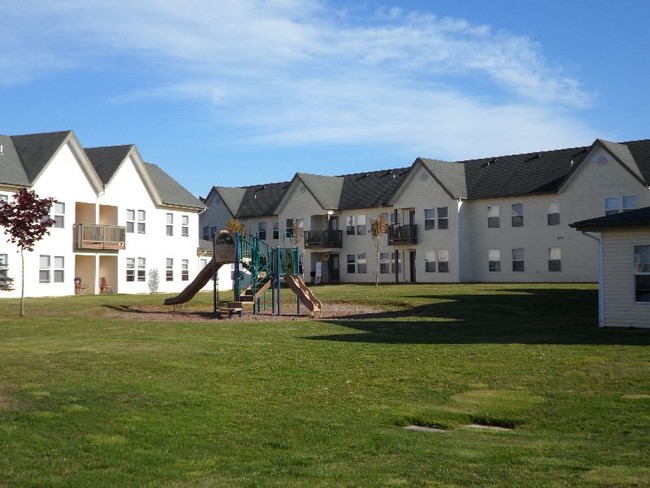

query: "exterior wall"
left=391, top=166, right=460, bottom=283
left=199, top=192, right=233, bottom=240
left=602, top=228, right=650, bottom=328
left=1, top=147, right=203, bottom=299
left=463, top=154, right=650, bottom=283
left=101, top=155, right=200, bottom=295
left=1, top=143, right=101, bottom=298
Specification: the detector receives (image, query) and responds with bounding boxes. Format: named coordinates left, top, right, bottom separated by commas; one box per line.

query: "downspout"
left=582, top=231, right=605, bottom=327
left=456, top=199, right=463, bottom=284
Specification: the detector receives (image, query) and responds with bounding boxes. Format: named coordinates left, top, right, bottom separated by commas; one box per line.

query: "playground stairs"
left=238, top=274, right=273, bottom=304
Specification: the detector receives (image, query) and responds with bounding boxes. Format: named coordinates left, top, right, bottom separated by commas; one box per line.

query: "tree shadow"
left=308, top=288, right=650, bottom=346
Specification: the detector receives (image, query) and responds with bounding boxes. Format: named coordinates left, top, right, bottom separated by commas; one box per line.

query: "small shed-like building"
left=571, top=207, right=650, bottom=328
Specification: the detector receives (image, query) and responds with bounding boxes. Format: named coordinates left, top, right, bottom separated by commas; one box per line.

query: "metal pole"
left=234, top=232, right=240, bottom=303
left=212, top=234, right=217, bottom=314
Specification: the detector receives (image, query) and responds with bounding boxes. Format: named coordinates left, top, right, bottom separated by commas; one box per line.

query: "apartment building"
left=0, top=130, right=205, bottom=298
left=201, top=138, right=650, bottom=284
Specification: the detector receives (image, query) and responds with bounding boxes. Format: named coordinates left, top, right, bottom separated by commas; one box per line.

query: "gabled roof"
left=0, top=135, right=30, bottom=186
left=570, top=206, right=650, bottom=231
left=461, top=145, right=591, bottom=200
left=144, top=162, right=205, bottom=210
left=338, top=167, right=410, bottom=210
left=296, top=173, right=344, bottom=210
left=85, top=145, right=134, bottom=184
left=10, top=130, right=71, bottom=182
left=418, top=158, right=467, bottom=199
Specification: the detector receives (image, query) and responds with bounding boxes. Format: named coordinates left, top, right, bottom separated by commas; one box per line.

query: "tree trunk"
left=20, top=248, right=25, bottom=317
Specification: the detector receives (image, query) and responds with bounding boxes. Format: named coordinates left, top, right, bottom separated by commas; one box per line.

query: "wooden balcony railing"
left=388, top=224, right=417, bottom=245
left=304, top=230, right=343, bottom=249
left=74, top=224, right=126, bottom=251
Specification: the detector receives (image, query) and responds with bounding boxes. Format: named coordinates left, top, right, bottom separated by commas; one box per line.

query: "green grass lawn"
left=1, top=283, right=649, bottom=487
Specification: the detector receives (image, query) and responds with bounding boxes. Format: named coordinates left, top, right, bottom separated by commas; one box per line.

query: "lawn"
left=1, top=283, right=649, bottom=487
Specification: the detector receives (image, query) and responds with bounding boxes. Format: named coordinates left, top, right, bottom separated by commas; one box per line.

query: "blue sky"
left=2, top=0, right=648, bottom=196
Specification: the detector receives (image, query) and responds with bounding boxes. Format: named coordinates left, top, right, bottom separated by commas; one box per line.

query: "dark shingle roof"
left=461, top=145, right=591, bottom=200
left=570, top=206, right=650, bottom=231
left=338, top=167, right=411, bottom=210
left=144, top=163, right=205, bottom=210
left=234, top=181, right=292, bottom=218
left=9, top=130, right=71, bottom=182
left=85, top=145, right=134, bottom=184
left=419, top=159, right=467, bottom=199
left=623, top=139, right=650, bottom=183
left=296, top=173, right=344, bottom=210
left=0, top=135, right=30, bottom=186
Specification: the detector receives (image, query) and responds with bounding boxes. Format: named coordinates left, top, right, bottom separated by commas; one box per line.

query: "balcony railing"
left=74, top=224, right=126, bottom=251
left=388, top=224, right=417, bottom=245
left=304, top=229, right=343, bottom=249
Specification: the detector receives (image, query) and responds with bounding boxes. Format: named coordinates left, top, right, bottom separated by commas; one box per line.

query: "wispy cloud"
left=1, top=0, right=596, bottom=156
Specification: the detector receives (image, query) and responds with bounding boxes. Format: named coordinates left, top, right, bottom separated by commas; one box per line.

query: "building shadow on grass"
left=308, top=288, right=650, bottom=346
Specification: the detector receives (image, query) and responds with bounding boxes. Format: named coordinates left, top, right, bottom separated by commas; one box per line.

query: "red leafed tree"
left=0, top=188, right=55, bottom=316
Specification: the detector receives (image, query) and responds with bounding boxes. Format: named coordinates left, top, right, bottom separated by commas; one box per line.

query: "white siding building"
left=0, top=130, right=206, bottom=298
left=201, top=138, right=650, bottom=286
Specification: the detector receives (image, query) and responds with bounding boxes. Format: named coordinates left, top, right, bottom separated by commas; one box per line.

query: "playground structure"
left=164, top=232, right=322, bottom=317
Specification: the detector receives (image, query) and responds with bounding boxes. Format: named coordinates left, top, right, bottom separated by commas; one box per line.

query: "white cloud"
left=1, top=0, right=596, bottom=156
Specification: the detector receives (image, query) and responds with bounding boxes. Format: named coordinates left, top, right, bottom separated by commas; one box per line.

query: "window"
left=438, top=250, right=449, bottom=273
left=392, top=252, right=402, bottom=274
left=137, top=258, right=146, bottom=282
left=53, top=256, right=64, bottom=283
left=357, top=253, right=367, bottom=273
left=137, top=210, right=146, bottom=234
left=634, top=245, right=650, bottom=302
left=166, top=258, right=173, bottom=281
left=487, top=205, right=500, bottom=228
left=182, top=259, right=189, bottom=281
left=273, top=221, right=279, bottom=239
left=181, top=215, right=189, bottom=237
left=604, top=197, right=619, bottom=216
left=356, top=215, right=367, bottom=235
left=202, top=226, right=209, bottom=241
left=425, top=251, right=436, bottom=272
left=380, top=253, right=391, bottom=274
left=0, top=194, right=7, bottom=203
left=347, top=254, right=356, bottom=273
left=547, top=202, right=561, bottom=226
left=127, top=209, right=135, bottom=233
left=258, top=222, right=267, bottom=240
left=39, top=255, right=50, bottom=283
left=286, top=218, right=294, bottom=237
left=424, top=207, right=449, bottom=230
left=347, top=253, right=367, bottom=274
left=548, top=248, right=562, bottom=272
left=512, top=248, right=525, bottom=272
left=623, top=195, right=637, bottom=212
left=0, top=254, right=7, bottom=281
left=511, top=203, right=524, bottom=227
left=346, top=215, right=356, bottom=235
left=488, top=249, right=501, bottom=272
left=437, top=207, right=449, bottom=229
left=390, top=212, right=402, bottom=226
left=166, top=213, right=174, bottom=236
left=126, top=258, right=135, bottom=282
left=52, top=202, right=65, bottom=228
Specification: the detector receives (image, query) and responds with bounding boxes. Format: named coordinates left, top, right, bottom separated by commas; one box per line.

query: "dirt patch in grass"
left=102, top=302, right=386, bottom=322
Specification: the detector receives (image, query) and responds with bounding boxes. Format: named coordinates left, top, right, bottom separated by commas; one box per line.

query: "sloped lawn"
left=1, top=283, right=648, bottom=486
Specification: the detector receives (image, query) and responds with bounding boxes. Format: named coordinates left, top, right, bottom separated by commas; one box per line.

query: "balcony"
left=74, top=224, right=126, bottom=251
left=304, top=229, right=343, bottom=249
left=388, top=224, right=417, bottom=245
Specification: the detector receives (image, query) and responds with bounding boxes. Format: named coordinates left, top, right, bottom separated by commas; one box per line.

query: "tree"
left=224, top=218, right=247, bottom=237
left=370, top=211, right=388, bottom=288
left=147, top=268, right=160, bottom=294
left=0, top=188, right=55, bottom=316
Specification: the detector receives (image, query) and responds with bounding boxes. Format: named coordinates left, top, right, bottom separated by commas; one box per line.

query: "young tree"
left=224, top=218, right=247, bottom=237
left=370, top=211, right=388, bottom=288
left=0, top=188, right=55, bottom=316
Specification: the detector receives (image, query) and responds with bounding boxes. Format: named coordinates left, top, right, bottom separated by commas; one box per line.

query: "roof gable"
left=85, top=145, right=134, bottom=185
left=144, top=163, right=205, bottom=210
left=0, top=135, right=30, bottom=186
left=10, top=130, right=71, bottom=182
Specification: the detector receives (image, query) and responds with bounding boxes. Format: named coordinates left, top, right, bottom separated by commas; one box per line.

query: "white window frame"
left=126, top=258, right=135, bottom=282
left=488, top=249, right=501, bottom=272
left=137, top=257, right=146, bottom=282
left=258, top=221, right=267, bottom=240
left=166, top=213, right=174, bottom=236
left=346, top=215, right=356, bottom=236
left=487, top=205, right=500, bottom=228
left=425, top=251, right=436, bottom=272
left=52, top=202, right=65, bottom=228
left=547, top=202, right=561, bottom=226
left=548, top=248, right=562, bottom=272
left=166, top=258, right=174, bottom=281
left=181, top=259, right=189, bottom=281
left=634, top=244, right=650, bottom=303
left=53, top=256, right=64, bottom=283
left=424, top=209, right=435, bottom=230
left=137, top=210, right=146, bottom=234
left=127, top=209, right=135, bottom=233
left=181, top=215, right=189, bottom=237
left=380, top=252, right=391, bottom=274
left=511, top=203, right=524, bottom=228
left=438, top=250, right=449, bottom=273
left=39, top=255, right=51, bottom=283
left=356, top=215, right=367, bottom=235
left=604, top=197, right=620, bottom=216
left=623, top=195, right=637, bottom=212
left=512, top=248, right=525, bottom=272
left=273, top=221, right=279, bottom=239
